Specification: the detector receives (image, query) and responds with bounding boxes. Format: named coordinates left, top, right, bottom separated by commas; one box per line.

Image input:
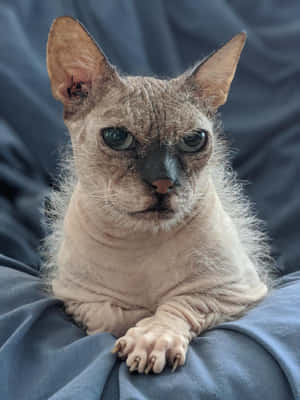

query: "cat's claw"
left=171, top=354, right=181, bottom=373
left=145, top=356, right=156, bottom=374
left=129, top=356, right=141, bottom=373
left=111, top=339, right=126, bottom=354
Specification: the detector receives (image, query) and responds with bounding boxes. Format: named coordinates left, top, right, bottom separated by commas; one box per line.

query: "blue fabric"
left=0, top=1, right=299, bottom=399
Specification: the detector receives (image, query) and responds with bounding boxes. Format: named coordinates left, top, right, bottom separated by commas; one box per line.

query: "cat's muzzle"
left=132, top=193, right=175, bottom=217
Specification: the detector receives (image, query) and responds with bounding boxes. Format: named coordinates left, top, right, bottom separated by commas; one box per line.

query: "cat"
left=43, top=16, right=272, bottom=375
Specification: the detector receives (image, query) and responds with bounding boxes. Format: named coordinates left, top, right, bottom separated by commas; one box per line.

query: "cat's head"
left=47, top=17, right=245, bottom=232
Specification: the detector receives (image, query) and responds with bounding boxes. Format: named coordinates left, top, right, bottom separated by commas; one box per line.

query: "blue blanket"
left=0, top=1, right=299, bottom=399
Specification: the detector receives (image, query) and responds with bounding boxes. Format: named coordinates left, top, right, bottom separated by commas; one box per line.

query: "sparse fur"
left=42, top=17, right=274, bottom=374
left=41, top=112, right=273, bottom=292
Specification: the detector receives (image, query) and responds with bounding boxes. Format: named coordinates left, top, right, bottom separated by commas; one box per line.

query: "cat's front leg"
left=112, top=311, right=191, bottom=374
left=112, top=297, right=207, bottom=374
left=112, top=287, right=267, bottom=374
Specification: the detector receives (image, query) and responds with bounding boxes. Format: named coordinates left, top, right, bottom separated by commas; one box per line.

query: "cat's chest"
left=59, top=203, right=209, bottom=309
left=60, top=227, right=197, bottom=309
left=91, top=240, right=192, bottom=307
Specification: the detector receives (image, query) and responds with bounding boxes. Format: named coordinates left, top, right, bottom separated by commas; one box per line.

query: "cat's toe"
left=112, top=336, right=134, bottom=357
left=145, top=355, right=157, bottom=374
left=128, top=356, right=141, bottom=373
left=111, top=339, right=126, bottom=354
left=112, top=322, right=189, bottom=374
left=167, top=342, right=187, bottom=371
left=127, top=350, right=148, bottom=373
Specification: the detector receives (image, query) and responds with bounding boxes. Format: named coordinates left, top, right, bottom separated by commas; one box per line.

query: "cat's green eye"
left=101, top=127, right=136, bottom=151
left=178, top=130, right=208, bottom=153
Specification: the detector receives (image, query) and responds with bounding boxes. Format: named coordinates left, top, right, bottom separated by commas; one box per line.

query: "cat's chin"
left=129, top=208, right=175, bottom=219
left=125, top=207, right=191, bottom=233
left=105, top=196, right=198, bottom=232
left=129, top=214, right=182, bottom=233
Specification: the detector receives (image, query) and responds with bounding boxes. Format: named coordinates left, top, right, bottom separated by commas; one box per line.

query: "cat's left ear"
left=47, top=16, right=119, bottom=108
left=186, top=32, right=246, bottom=110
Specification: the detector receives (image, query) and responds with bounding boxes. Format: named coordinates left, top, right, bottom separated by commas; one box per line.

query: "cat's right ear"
left=47, top=16, right=119, bottom=109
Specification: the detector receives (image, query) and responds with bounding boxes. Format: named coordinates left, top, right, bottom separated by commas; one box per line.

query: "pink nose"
left=151, top=179, right=174, bottom=194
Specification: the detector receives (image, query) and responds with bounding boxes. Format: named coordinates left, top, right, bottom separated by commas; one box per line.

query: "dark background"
left=0, top=1, right=299, bottom=399
left=1, top=0, right=299, bottom=275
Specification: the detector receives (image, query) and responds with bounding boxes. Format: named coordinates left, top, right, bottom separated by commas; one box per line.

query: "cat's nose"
left=151, top=179, right=174, bottom=194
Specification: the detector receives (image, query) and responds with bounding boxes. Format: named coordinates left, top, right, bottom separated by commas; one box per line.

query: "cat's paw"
left=111, top=325, right=188, bottom=374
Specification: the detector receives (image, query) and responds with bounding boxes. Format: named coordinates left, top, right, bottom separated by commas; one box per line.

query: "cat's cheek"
left=112, top=194, right=152, bottom=213
left=169, top=195, right=179, bottom=212
left=170, top=194, right=188, bottom=214
left=109, top=182, right=153, bottom=213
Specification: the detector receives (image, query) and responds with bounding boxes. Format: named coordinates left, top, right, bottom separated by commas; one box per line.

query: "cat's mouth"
left=130, top=196, right=175, bottom=217
left=142, top=204, right=173, bottom=214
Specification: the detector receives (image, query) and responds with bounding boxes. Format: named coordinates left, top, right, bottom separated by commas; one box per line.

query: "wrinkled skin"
left=44, top=17, right=271, bottom=374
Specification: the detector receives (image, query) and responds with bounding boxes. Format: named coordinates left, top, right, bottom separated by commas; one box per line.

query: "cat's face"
left=47, top=17, right=245, bottom=232
left=67, top=76, right=214, bottom=231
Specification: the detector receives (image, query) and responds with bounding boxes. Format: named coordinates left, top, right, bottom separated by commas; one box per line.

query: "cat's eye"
left=178, top=130, right=208, bottom=153
left=101, top=127, right=136, bottom=151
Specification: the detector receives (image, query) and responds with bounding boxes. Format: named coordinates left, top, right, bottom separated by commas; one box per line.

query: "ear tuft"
left=188, top=32, right=246, bottom=109
left=47, top=16, right=117, bottom=106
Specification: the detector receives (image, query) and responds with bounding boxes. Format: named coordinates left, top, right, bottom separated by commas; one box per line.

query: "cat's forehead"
left=90, top=75, right=212, bottom=142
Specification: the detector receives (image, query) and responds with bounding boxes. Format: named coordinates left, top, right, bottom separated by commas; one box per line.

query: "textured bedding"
left=0, top=1, right=299, bottom=399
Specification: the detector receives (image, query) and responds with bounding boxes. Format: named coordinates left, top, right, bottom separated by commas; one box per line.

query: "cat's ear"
left=47, top=16, right=118, bottom=107
left=187, top=32, right=246, bottom=109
